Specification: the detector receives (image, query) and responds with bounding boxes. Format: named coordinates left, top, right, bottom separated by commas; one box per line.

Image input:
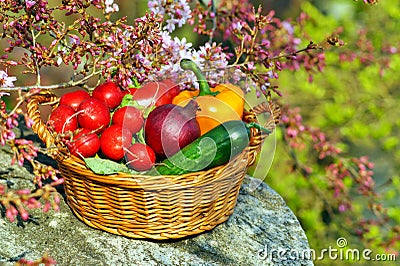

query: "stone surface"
left=0, top=146, right=312, bottom=266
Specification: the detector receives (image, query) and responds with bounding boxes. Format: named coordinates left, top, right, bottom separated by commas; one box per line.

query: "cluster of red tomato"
left=47, top=80, right=180, bottom=171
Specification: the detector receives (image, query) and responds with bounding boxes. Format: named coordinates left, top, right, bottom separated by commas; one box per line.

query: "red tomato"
left=67, top=128, right=100, bottom=158
left=100, top=125, right=132, bottom=161
left=125, top=143, right=156, bottom=171
left=92, top=81, right=123, bottom=110
left=77, top=98, right=111, bottom=133
left=59, top=90, right=90, bottom=111
left=112, top=106, right=144, bottom=134
left=128, top=80, right=181, bottom=107
left=47, top=105, right=78, bottom=134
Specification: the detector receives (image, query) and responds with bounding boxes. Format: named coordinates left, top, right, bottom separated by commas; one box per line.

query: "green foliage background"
left=252, top=0, right=400, bottom=264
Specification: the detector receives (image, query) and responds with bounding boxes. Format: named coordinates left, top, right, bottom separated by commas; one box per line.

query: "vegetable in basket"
left=144, top=100, right=201, bottom=158
left=59, top=89, right=90, bottom=111
left=47, top=104, right=78, bottom=134
left=148, top=120, right=253, bottom=176
left=92, top=81, right=123, bottom=110
left=172, top=59, right=245, bottom=135
left=124, top=79, right=180, bottom=107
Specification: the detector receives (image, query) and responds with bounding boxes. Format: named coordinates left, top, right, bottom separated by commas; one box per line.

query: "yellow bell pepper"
left=172, top=59, right=244, bottom=135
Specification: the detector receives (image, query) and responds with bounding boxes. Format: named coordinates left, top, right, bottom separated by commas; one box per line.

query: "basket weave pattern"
left=27, top=91, right=273, bottom=240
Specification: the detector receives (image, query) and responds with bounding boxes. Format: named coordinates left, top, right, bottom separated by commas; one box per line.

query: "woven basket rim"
left=57, top=145, right=253, bottom=189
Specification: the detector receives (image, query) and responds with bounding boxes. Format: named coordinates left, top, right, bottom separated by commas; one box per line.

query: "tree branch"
left=0, top=68, right=102, bottom=92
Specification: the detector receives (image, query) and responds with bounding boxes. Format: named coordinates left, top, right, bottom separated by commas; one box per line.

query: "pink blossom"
left=149, top=0, right=191, bottom=32
left=105, top=0, right=119, bottom=13
left=25, top=0, right=36, bottom=9
left=0, top=70, right=16, bottom=87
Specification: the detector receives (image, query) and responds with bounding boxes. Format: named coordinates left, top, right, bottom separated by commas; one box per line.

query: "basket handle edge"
left=26, top=91, right=59, bottom=150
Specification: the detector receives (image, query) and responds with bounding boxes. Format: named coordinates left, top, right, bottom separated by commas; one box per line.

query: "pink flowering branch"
left=338, top=27, right=400, bottom=76
left=0, top=0, right=165, bottom=91
left=15, top=253, right=57, bottom=266
left=0, top=179, right=63, bottom=222
left=187, top=0, right=345, bottom=98
left=281, top=106, right=377, bottom=207
left=1, top=123, right=63, bottom=221
left=1, top=69, right=102, bottom=92
left=359, top=0, right=379, bottom=4
left=280, top=105, right=399, bottom=252
left=0, top=87, right=63, bottom=221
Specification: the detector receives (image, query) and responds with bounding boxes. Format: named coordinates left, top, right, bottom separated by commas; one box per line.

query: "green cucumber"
left=148, top=120, right=251, bottom=175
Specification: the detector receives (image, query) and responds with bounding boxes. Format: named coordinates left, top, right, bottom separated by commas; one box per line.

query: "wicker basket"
left=26, top=90, right=279, bottom=240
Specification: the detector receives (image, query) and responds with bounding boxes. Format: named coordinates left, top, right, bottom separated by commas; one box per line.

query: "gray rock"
left=0, top=147, right=312, bottom=266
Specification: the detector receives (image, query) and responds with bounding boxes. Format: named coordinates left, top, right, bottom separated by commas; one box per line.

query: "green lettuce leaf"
left=119, top=93, right=155, bottom=118
left=83, top=157, right=138, bottom=175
